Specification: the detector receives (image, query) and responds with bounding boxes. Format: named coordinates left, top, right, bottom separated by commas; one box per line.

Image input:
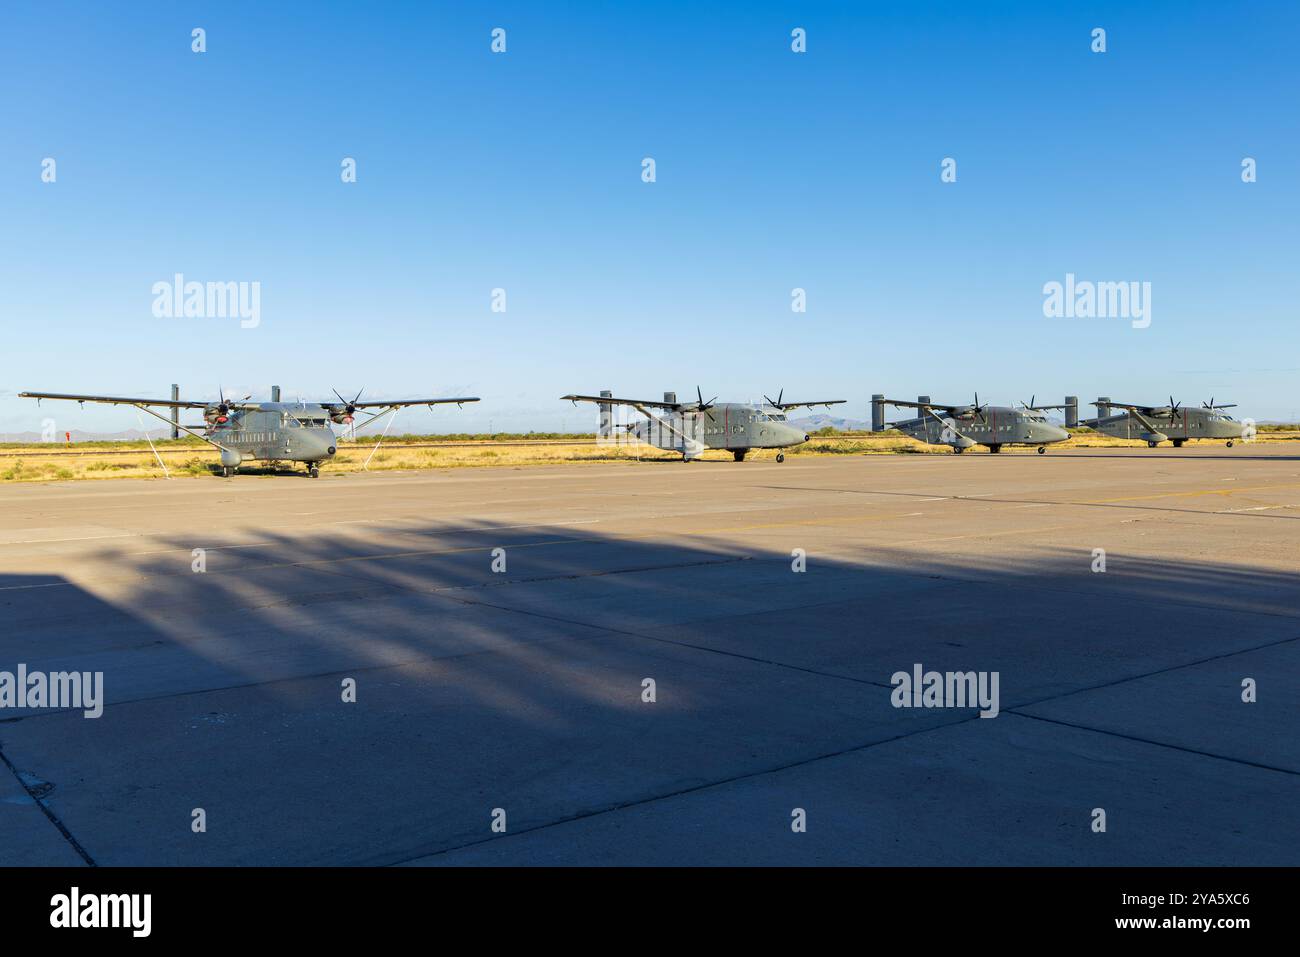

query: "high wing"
left=1095, top=399, right=1158, bottom=414
left=884, top=398, right=963, bottom=413
left=18, top=390, right=239, bottom=453
left=19, top=390, right=212, bottom=409
left=766, top=399, right=847, bottom=411
left=560, top=393, right=682, bottom=411
left=340, top=397, right=479, bottom=408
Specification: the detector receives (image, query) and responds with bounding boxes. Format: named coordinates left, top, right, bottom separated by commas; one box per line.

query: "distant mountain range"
left=789, top=413, right=874, bottom=432
left=0, top=429, right=181, bottom=443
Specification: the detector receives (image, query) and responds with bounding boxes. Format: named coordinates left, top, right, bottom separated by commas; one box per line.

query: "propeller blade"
left=331, top=388, right=363, bottom=414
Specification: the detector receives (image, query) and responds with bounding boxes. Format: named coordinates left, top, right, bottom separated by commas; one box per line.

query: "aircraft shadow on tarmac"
left=0, top=524, right=1296, bottom=867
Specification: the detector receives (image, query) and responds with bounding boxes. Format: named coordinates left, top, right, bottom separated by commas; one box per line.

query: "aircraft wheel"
left=776, top=453, right=785, bottom=463
left=1037, top=446, right=1046, bottom=454
left=221, top=466, right=232, bottom=478
left=733, top=450, right=748, bottom=462
left=1147, top=441, right=1158, bottom=448
left=1226, top=440, right=1234, bottom=448
left=953, top=446, right=965, bottom=454
left=988, top=445, right=1002, bottom=454
left=309, top=465, right=320, bottom=478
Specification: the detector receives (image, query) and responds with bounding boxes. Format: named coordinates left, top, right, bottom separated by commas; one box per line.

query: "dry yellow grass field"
left=0, top=430, right=1295, bottom=482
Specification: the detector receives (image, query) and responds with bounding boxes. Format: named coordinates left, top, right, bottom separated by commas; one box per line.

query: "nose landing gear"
left=308, top=464, right=320, bottom=478
left=1037, top=446, right=1046, bottom=454
left=775, top=453, right=785, bottom=463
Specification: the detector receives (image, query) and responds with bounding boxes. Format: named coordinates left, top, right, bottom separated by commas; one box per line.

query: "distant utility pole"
left=170, top=384, right=180, bottom=439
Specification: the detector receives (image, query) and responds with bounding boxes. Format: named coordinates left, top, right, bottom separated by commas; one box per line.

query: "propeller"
left=762, top=388, right=785, bottom=410
left=210, top=386, right=250, bottom=423
left=695, top=385, right=717, bottom=421
left=971, top=392, right=988, bottom=423
left=1200, top=397, right=1237, bottom=412
left=1167, top=395, right=1182, bottom=420
left=331, top=388, right=364, bottom=423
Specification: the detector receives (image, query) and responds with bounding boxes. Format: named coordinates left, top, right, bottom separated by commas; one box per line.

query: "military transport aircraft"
left=19, top=388, right=479, bottom=476
left=561, top=387, right=845, bottom=461
left=1082, top=398, right=1250, bottom=447
left=882, top=395, right=1070, bottom=453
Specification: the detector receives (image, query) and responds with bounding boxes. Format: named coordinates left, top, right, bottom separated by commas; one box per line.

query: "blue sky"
left=1, top=0, right=1297, bottom=435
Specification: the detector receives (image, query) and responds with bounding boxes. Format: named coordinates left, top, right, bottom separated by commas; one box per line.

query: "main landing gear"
left=733, top=450, right=748, bottom=462
left=1172, top=439, right=1185, bottom=448
left=988, top=445, right=1002, bottom=454
left=1226, top=440, right=1235, bottom=448
left=1147, top=440, right=1159, bottom=448
left=1037, top=446, right=1046, bottom=454
left=220, top=466, right=235, bottom=478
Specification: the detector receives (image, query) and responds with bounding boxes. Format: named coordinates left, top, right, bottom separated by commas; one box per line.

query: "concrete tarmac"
left=1, top=445, right=1297, bottom=865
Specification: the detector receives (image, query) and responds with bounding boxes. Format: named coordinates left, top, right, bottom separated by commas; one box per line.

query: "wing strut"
left=362, top=406, right=402, bottom=470
left=128, top=403, right=235, bottom=455
left=923, top=406, right=971, bottom=444
left=631, top=402, right=705, bottom=458
left=134, top=410, right=171, bottom=479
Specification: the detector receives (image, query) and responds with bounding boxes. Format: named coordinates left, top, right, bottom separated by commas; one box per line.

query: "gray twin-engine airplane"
left=883, top=395, right=1071, bottom=453
left=562, top=387, right=845, bottom=461
left=19, top=388, right=479, bottom=476
left=1082, top=397, right=1250, bottom=447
